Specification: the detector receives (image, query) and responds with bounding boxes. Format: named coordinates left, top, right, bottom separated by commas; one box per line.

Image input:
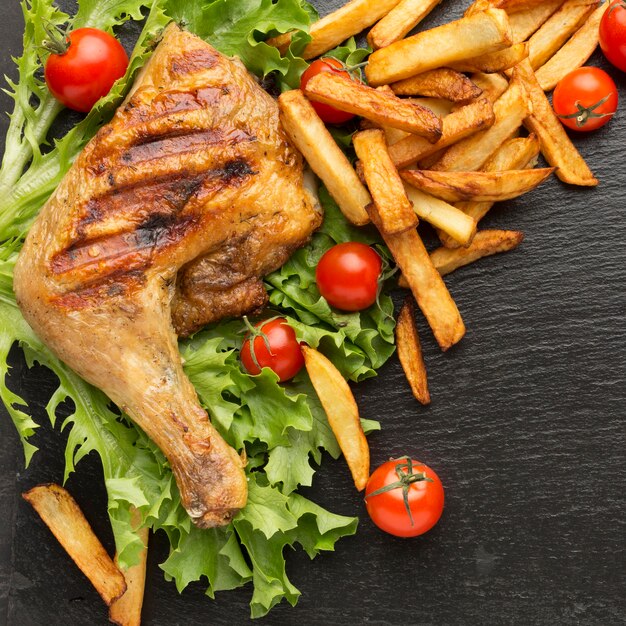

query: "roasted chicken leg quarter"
left=14, top=24, right=322, bottom=527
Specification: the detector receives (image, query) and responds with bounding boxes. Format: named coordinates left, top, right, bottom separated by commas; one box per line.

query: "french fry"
left=404, top=183, right=477, bottom=245
left=398, top=229, right=525, bottom=284
left=516, top=58, right=598, bottom=186
left=304, top=72, right=442, bottom=141
left=353, top=129, right=418, bottom=234
left=431, top=73, right=531, bottom=172
left=368, top=0, right=441, bottom=49
left=535, top=1, right=610, bottom=92
left=431, top=230, right=525, bottom=276
left=267, top=0, right=402, bottom=59
left=22, top=484, right=127, bottom=607
left=437, top=134, right=540, bottom=248
left=391, top=69, right=483, bottom=103
left=401, top=167, right=555, bottom=203
left=366, top=203, right=465, bottom=350
left=302, top=346, right=369, bottom=490
left=448, top=42, right=528, bottom=73
left=509, top=0, right=565, bottom=44
left=109, top=508, right=149, bottom=626
left=469, top=72, right=510, bottom=103
left=396, top=297, right=430, bottom=405
left=365, top=9, right=512, bottom=86
left=491, top=0, right=552, bottom=11
left=278, top=90, right=370, bottom=225
left=528, top=0, right=597, bottom=70
left=388, top=97, right=495, bottom=168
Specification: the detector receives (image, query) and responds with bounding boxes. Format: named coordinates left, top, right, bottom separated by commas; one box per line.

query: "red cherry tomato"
left=315, top=242, right=382, bottom=312
left=365, top=457, right=444, bottom=538
left=240, top=317, right=304, bottom=382
left=45, top=28, right=129, bottom=113
left=552, top=67, right=618, bottom=132
left=600, top=0, right=626, bottom=72
left=300, top=58, right=356, bottom=124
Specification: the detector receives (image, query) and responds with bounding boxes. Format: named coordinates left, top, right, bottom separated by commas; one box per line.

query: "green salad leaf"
left=0, top=0, right=393, bottom=617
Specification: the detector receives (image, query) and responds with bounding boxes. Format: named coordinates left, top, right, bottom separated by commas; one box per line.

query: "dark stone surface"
left=1, top=1, right=625, bottom=624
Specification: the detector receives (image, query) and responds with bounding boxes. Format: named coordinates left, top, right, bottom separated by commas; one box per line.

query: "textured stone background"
left=0, top=0, right=624, bottom=624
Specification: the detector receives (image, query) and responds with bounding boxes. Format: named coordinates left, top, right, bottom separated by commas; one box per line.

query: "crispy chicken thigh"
left=14, top=24, right=322, bottom=527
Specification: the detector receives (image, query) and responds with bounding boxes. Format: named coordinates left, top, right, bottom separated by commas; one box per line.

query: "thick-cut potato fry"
left=401, top=167, right=555, bottom=203
left=464, top=0, right=493, bottom=16
left=368, top=0, right=441, bottom=49
left=267, top=0, right=402, bottom=59
left=398, top=230, right=525, bottom=284
left=302, top=346, right=369, bottom=490
left=432, top=230, right=525, bottom=275
left=432, top=73, right=530, bottom=172
left=366, top=203, right=465, bottom=350
left=510, top=0, right=565, bottom=44
left=304, top=72, right=442, bottom=141
left=391, top=69, right=483, bottom=103
left=22, top=484, right=127, bottom=606
left=448, top=43, right=528, bottom=73
left=388, top=98, right=495, bottom=168
left=365, top=9, right=512, bottom=86
left=535, top=1, right=609, bottom=92
left=404, top=183, right=476, bottom=245
left=396, top=298, right=430, bottom=405
left=109, top=508, right=149, bottom=626
left=491, top=0, right=551, bottom=12
left=354, top=129, right=418, bottom=234
left=278, top=90, right=370, bottom=225
left=437, top=135, right=540, bottom=248
left=528, top=0, right=597, bottom=70
left=469, top=72, right=510, bottom=103
left=516, top=58, right=597, bottom=186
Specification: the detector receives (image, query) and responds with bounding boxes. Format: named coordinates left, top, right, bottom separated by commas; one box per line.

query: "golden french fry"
left=528, top=0, right=597, bottom=70
left=278, top=90, right=370, bottom=226
left=448, top=42, right=528, bottom=73
left=403, top=183, right=476, bottom=245
left=401, top=167, right=555, bottom=203
left=302, top=346, right=369, bottom=491
left=109, top=508, right=149, bottom=626
left=535, top=2, right=610, bottom=92
left=432, top=72, right=531, bottom=172
left=431, top=230, right=525, bottom=275
left=396, top=297, right=431, bottom=405
left=388, top=97, right=495, bottom=168
left=23, top=484, right=127, bottom=607
left=366, top=203, right=465, bottom=350
left=368, top=0, right=441, bottom=49
left=464, top=0, right=493, bottom=16
left=267, top=0, right=402, bottom=59
left=304, top=72, right=442, bottom=141
left=353, top=129, right=418, bottom=234
left=509, top=0, right=565, bottom=44
left=516, top=58, right=597, bottom=186
left=469, top=72, right=510, bottom=103
left=491, top=0, right=552, bottom=11
left=437, top=134, right=540, bottom=248
left=365, top=9, right=512, bottom=86
left=391, top=69, right=483, bottom=103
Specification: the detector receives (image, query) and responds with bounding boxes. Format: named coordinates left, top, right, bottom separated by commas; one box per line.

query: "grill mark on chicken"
left=14, top=24, right=322, bottom=528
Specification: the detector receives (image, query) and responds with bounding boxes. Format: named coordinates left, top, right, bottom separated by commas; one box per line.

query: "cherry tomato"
left=44, top=28, right=129, bottom=113
left=300, top=58, right=356, bottom=124
left=315, top=242, right=382, bottom=312
left=552, top=67, right=618, bottom=132
left=240, top=317, right=304, bottom=382
left=365, top=457, right=444, bottom=538
left=600, top=0, right=626, bottom=72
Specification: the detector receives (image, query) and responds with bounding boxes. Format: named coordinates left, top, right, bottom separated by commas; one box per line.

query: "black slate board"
left=1, top=1, right=625, bottom=624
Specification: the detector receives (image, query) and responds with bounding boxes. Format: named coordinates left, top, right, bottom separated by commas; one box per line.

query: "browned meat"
left=13, top=24, right=322, bottom=528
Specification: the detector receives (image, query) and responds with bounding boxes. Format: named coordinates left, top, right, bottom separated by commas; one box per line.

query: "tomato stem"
left=365, top=456, right=433, bottom=526
left=557, top=94, right=615, bottom=128
left=242, top=315, right=279, bottom=372
left=40, top=20, right=71, bottom=56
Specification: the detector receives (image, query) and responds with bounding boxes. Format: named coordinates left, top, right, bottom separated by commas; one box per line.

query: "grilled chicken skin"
left=14, top=24, right=322, bottom=528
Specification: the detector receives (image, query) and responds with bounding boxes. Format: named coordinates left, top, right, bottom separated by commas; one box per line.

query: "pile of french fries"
left=23, top=2, right=610, bottom=621
left=279, top=0, right=607, bottom=491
